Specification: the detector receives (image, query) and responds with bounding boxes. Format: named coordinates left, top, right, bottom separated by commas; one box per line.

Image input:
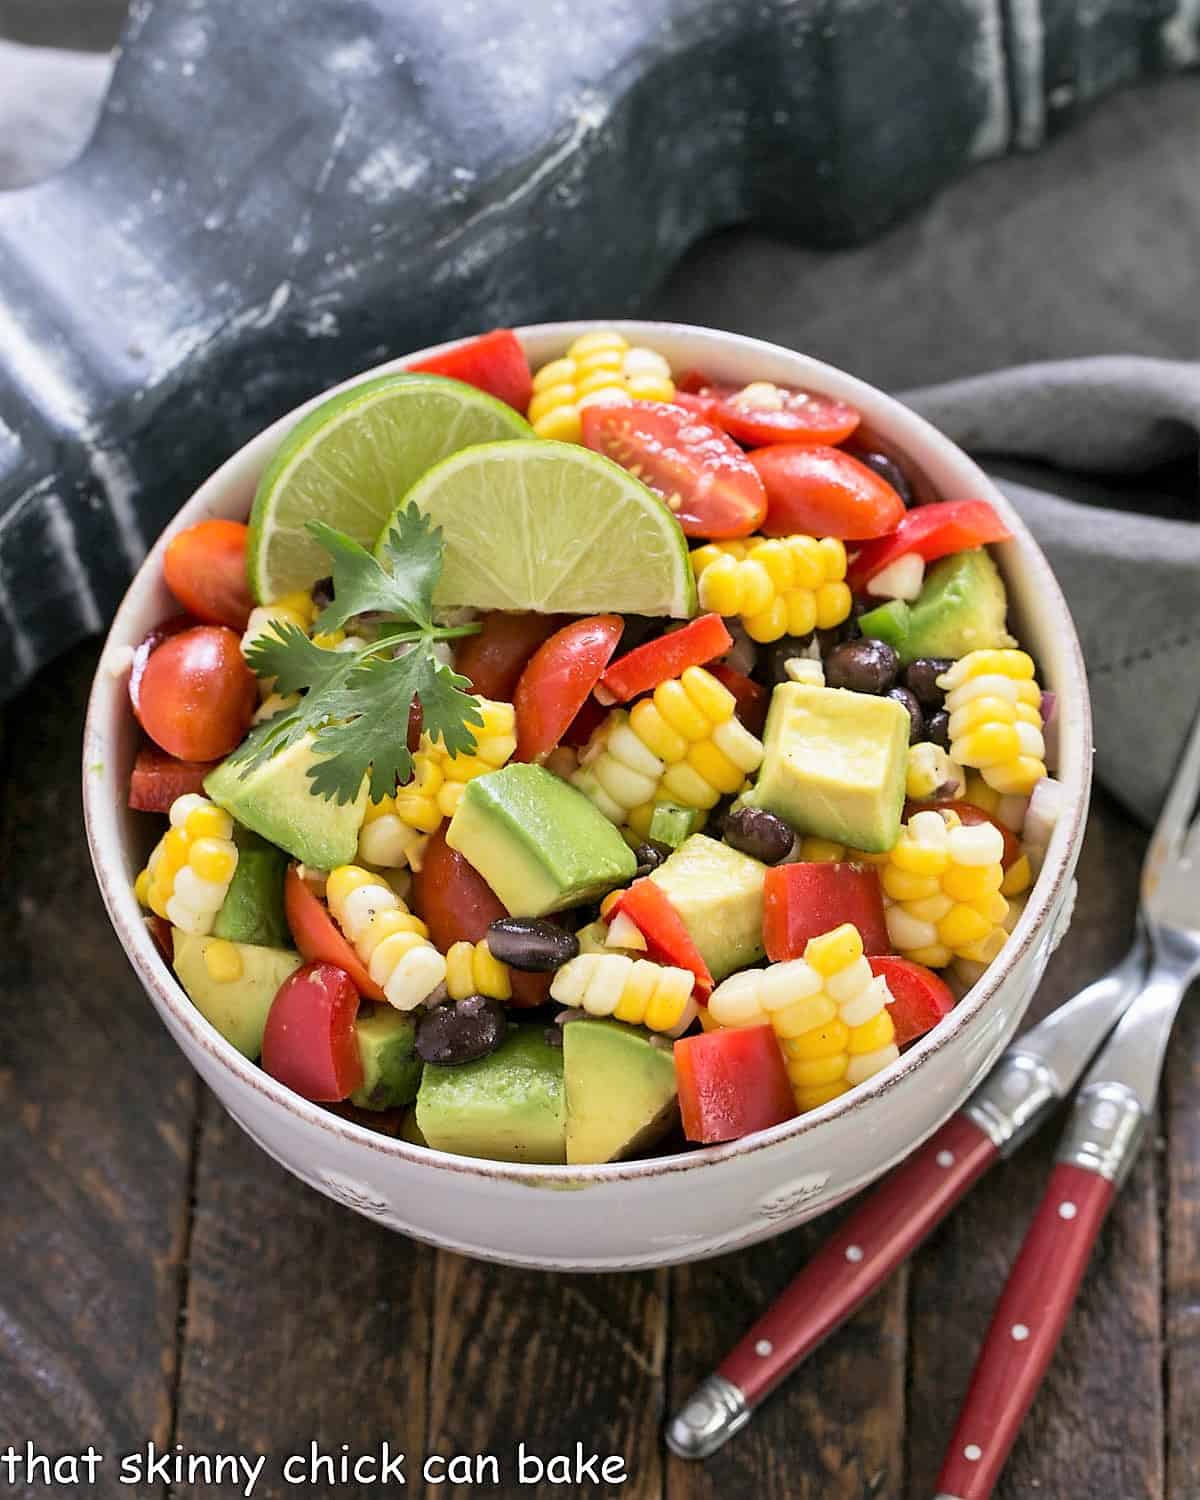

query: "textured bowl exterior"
left=83, top=322, right=1091, bottom=1270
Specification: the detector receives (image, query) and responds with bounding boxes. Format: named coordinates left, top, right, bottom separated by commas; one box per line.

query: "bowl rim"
left=83, top=318, right=1093, bottom=1185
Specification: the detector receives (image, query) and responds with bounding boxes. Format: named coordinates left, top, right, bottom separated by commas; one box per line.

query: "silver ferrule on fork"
left=964, top=1051, right=1059, bottom=1156
left=1055, top=1080, right=1147, bottom=1185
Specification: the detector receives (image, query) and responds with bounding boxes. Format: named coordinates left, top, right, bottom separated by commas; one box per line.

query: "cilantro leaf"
left=308, top=505, right=442, bottom=634
left=310, top=652, right=484, bottom=803
left=232, top=519, right=485, bottom=806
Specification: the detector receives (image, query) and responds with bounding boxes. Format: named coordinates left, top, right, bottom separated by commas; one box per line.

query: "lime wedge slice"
left=384, top=440, right=696, bottom=618
left=248, top=375, right=530, bottom=602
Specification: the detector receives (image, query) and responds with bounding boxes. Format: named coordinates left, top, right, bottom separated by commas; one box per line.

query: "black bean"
left=824, top=638, right=899, bottom=694
left=886, top=686, right=924, bottom=744
left=854, top=450, right=914, bottom=506
left=310, top=575, right=335, bottom=609
left=415, top=995, right=506, bottom=1066
left=902, top=657, right=954, bottom=709
left=486, top=917, right=579, bottom=972
left=762, top=634, right=817, bottom=686
left=925, top=709, right=951, bottom=750
left=633, top=840, right=671, bottom=876
left=723, top=805, right=795, bottom=865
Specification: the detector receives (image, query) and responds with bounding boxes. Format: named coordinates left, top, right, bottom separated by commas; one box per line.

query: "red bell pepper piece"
left=675, top=1025, right=797, bottom=1143
left=609, top=878, right=714, bottom=1001
left=410, top=828, right=551, bottom=1007
left=905, top=799, right=1021, bottom=869
left=262, top=961, right=364, bottom=1102
left=596, top=614, right=732, bottom=705
left=846, top=500, right=1012, bottom=590
left=869, top=956, right=954, bottom=1046
left=128, top=742, right=218, bottom=812
left=407, top=328, right=533, bottom=413
left=707, top=664, right=768, bottom=736
left=763, top=863, right=890, bottom=961
left=285, top=866, right=387, bottom=1003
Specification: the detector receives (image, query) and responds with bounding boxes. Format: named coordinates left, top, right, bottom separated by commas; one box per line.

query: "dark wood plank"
left=426, top=1254, right=667, bottom=1499
left=905, top=791, right=1162, bottom=1499
left=171, top=1091, right=434, bottom=1497
left=0, top=642, right=196, bottom=1489
left=1164, top=979, right=1200, bottom=1497
left=668, top=1238, right=906, bottom=1499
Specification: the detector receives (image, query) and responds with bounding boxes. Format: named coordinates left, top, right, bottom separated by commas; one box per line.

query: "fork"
left=667, top=708, right=1200, bottom=1470
left=934, top=704, right=1200, bottom=1499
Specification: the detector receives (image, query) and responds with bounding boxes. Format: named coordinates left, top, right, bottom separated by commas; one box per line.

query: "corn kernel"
left=203, top=939, right=244, bottom=984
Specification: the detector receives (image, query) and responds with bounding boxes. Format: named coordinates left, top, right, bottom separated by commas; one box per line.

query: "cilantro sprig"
left=236, top=506, right=484, bottom=804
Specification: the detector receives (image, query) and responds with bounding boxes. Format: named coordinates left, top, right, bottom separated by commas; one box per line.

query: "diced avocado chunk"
left=649, top=834, right=766, bottom=982
left=416, top=1025, right=566, bottom=1164
left=648, top=801, right=704, bottom=849
left=171, top=930, right=300, bottom=1059
left=212, top=829, right=289, bottom=947
left=204, top=732, right=368, bottom=870
left=351, top=1006, right=422, bottom=1112
left=857, top=598, right=910, bottom=653
left=563, top=1019, right=678, bottom=1164
left=897, top=548, right=1014, bottom=665
left=445, top=763, right=636, bottom=917
left=745, top=682, right=908, bottom=852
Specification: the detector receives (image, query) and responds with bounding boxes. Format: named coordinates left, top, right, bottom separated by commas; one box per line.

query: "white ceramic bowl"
left=83, top=322, right=1091, bottom=1270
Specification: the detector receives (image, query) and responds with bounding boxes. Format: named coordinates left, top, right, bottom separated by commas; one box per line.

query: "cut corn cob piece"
left=445, top=939, right=512, bottom=1002
left=136, top=793, right=239, bottom=936
left=690, top=534, right=852, bottom=643
left=937, top=650, right=1047, bottom=797
left=707, top=922, right=898, bottom=1111
left=326, top=865, right=445, bottom=1010
left=879, top=808, right=1009, bottom=968
left=574, top=667, right=763, bottom=838
left=527, top=331, right=676, bottom=441
left=549, top=953, right=698, bottom=1036
left=906, top=741, right=966, bottom=801
left=392, top=697, right=517, bottom=835
left=357, top=793, right=429, bottom=868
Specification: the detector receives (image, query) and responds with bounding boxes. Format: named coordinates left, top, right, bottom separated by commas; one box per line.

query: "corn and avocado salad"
left=123, top=326, right=1063, bottom=1162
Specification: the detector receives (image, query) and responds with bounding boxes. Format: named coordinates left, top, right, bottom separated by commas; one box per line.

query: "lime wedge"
left=383, top=440, right=696, bottom=618
left=248, top=375, right=530, bottom=602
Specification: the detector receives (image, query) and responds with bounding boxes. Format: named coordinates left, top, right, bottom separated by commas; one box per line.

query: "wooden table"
left=1, top=641, right=1194, bottom=1500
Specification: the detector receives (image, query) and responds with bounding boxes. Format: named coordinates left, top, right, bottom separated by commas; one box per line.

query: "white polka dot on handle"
left=755, top=1339, right=773, bottom=1357
left=845, top=1244, right=864, bottom=1263
left=936, top=1150, right=955, bottom=1168
left=1059, top=1201, right=1077, bottom=1220
left=1011, top=1323, right=1030, bottom=1341
left=964, top=1444, right=983, bottom=1462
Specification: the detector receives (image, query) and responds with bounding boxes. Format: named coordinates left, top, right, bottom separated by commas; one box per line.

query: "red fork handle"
left=719, top=1112, right=998, bottom=1405
left=935, top=1163, right=1116, bottom=1500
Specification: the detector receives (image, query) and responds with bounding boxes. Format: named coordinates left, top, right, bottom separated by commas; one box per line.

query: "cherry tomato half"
left=262, top=961, right=363, bottom=1102
left=163, top=520, right=255, bottom=630
left=128, top=614, right=195, bottom=719
left=581, top=401, right=766, bottom=539
left=453, top=610, right=563, bottom=702
left=285, top=866, right=386, bottom=1002
left=135, top=626, right=257, bottom=761
left=410, top=828, right=550, bottom=1007
left=514, top=614, right=624, bottom=762
left=750, top=444, right=907, bottom=540
left=678, top=371, right=861, bottom=448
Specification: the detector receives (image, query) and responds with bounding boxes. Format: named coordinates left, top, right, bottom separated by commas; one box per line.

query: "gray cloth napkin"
left=905, top=358, right=1200, bottom=826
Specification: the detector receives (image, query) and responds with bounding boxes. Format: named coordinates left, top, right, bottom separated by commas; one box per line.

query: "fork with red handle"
left=668, top=703, right=1200, bottom=1499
